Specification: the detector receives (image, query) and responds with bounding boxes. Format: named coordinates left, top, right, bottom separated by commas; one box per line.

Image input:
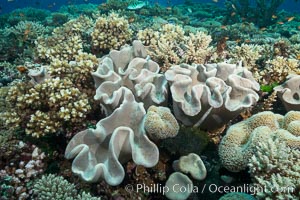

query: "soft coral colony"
left=0, top=2, right=300, bottom=200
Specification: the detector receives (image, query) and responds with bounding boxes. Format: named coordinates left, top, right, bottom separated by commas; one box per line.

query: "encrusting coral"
left=165, top=61, right=260, bottom=130
left=144, top=105, right=179, bottom=140
left=219, top=111, right=300, bottom=172
left=248, top=136, right=300, bottom=200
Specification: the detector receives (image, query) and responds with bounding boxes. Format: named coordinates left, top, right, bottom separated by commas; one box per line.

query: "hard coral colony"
left=0, top=0, right=300, bottom=200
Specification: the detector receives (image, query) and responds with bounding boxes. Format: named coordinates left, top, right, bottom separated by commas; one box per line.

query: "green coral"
left=33, top=174, right=100, bottom=200
left=161, top=126, right=210, bottom=156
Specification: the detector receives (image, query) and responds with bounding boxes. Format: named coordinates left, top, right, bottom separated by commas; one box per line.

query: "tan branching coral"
left=35, top=15, right=93, bottom=62
left=137, top=24, right=212, bottom=71
left=259, top=56, right=300, bottom=85
left=1, top=77, right=91, bottom=137
left=91, top=12, right=133, bottom=53
left=228, top=44, right=262, bottom=70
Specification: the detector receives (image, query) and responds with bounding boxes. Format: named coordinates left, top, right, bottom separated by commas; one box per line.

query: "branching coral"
left=91, top=12, right=133, bottom=54
left=1, top=77, right=91, bottom=138
left=249, top=136, right=300, bottom=199
left=33, top=174, right=101, bottom=200
left=137, top=24, right=212, bottom=71
left=4, top=21, right=48, bottom=46
left=35, top=15, right=93, bottom=62
left=259, top=56, right=300, bottom=85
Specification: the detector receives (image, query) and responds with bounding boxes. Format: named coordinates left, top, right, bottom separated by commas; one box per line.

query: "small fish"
left=277, top=21, right=284, bottom=25
left=286, top=16, right=295, bottom=22
left=244, top=39, right=251, bottom=43
left=127, top=1, right=147, bottom=10
left=7, top=0, right=14, bottom=2
left=231, top=4, right=236, bottom=10
left=220, top=25, right=227, bottom=29
left=166, top=6, right=172, bottom=11
left=231, top=12, right=236, bottom=17
left=235, top=39, right=241, bottom=43
left=297, top=54, right=300, bottom=60
left=260, top=27, right=267, bottom=31
left=212, top=0, right=218, bottom=2
left=272, top=15, right=277, bottom=19
left=16, top=65, right=28, bottom=73
left=187, top=8, right=192, bottom=13
left=298, top=25, right=300, bottom=30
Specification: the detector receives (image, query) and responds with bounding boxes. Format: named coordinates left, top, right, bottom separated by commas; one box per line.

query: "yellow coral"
left=91, top=12, right=132, bottom=53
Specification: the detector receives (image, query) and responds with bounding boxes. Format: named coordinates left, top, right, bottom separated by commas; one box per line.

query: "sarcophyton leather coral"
left=92, top=40, right=168, bottom=115
left=65, top=88, right=159, bottom=186
left=138, top=24, right=212, bottom=71
left=165, top=62, right=259, bottom=130
left=274, top=74, right=300, bottom=111
left=219, top=111, right=300, bottom=172
left=249, top=137, right=300, bottom=200
left=91, top=12, right=133, bottom=53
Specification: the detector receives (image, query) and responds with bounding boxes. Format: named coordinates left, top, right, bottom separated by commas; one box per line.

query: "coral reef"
left=249, top=136, right=300, bottom=199
left=219, top=111, right=300, bottom=172
left=0, top=144, right=46, bottom=199
left=165, top=62, right=260, bottom=130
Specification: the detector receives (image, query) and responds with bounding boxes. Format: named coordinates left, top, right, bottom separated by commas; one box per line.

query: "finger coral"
left=1, top=77, right=91, bottom=138
left=165, top=62, right=259, bottom=130
left=91, top=12, right=133, bottom=54
left=219, top=111, right=300, bottom=172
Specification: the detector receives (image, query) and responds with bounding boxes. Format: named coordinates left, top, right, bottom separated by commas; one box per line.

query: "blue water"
left=0, top=0, right=299, bottom=14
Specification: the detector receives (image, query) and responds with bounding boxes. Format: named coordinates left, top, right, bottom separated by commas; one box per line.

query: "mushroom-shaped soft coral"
left=173, top=153, right=207, bottom=181
left=274, top=75, right=300, bottom=111
left=165, top=172, right=193, bottom=200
